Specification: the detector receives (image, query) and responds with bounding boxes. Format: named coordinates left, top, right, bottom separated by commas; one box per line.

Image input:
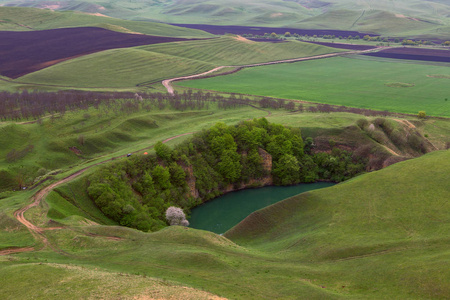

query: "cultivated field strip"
left=163, top=47, right=385, bottom=94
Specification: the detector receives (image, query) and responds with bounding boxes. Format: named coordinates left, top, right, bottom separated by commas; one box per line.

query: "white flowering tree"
left=165, top=206, right=189, bottom=227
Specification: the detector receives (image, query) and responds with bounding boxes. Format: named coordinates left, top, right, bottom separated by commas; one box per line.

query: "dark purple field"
left=304, top=41, right=377, bottom=50
left=171, top=24, right=377, bottom=38
left=0, top=27, right=194, bottom=78
left=363, top=47, right=450, bottom=63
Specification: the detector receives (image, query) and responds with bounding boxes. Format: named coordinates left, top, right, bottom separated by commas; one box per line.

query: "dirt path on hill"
left=2, top=132, right=195, bottom=256
left=394, top=118, right=416, bottom=129
left=163, top=47, right=387, bottom=95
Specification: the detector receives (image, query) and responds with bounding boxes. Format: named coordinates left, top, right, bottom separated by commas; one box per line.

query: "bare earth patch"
left=233, top=35, right=254, bottom=43
left=385, top=82, right=415, bottom=88
left=427, top=74, right=450, bottom=79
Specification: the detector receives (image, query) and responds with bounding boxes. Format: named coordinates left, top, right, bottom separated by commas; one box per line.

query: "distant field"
left=0, top=7, right=213, bottom=38
left=180, top=56, right=450, bottom=117
left=364, top=47, right=450, bottom=63
left=2, top=0, right=448, bottom=38
left=18, top=37, right=341, bottom=89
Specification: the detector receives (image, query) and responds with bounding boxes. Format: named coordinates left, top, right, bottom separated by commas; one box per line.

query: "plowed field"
left=0, top=27, right=194, bottom=78
left=364, top=47, right=450, bottom=63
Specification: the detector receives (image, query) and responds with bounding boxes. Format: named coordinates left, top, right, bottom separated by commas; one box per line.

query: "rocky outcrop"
left=185, top=164, right=199, bottom=199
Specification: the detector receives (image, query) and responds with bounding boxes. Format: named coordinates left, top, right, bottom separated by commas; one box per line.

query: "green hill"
left=2, top=0, right=449, bottom=37
left=0, top=7, right=212, bottom=37
left=18, top=37, right=342, bottom=89
left=293, top=9, right=448, bottom=37
left=0, top=150, right=448, bottom=299
left=225, top=150, right=450, bottom=298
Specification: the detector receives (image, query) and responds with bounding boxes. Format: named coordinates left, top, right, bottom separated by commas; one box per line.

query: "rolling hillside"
left=1, top=0, right=449, bottom=37
left=0, top=149, right=448, bottom=299
left=17, top=36, right=342, bottom=88
left=0, top=6, right=213, bottom=37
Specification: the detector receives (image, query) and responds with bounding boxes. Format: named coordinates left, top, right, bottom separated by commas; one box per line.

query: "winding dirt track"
left=1, top=132, right=194, bottom=256
left=163, top=47, right=386, bottom=94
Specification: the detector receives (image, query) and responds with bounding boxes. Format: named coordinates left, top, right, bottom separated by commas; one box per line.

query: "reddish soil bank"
left=0, top=27, right=195, bottom=78
left=304, top=41, right=377, bottom=50
left=171, top=24, right=377, bottom=38
left=363, top=47, right=450, bottom=63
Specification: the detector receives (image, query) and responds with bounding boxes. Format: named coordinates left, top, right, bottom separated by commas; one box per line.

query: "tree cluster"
left=87, top=119, right=367, bottom=232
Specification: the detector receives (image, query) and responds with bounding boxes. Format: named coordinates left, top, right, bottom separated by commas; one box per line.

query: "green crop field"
left=0, top=150, right=448, bottom=299
left=17, top=37, right=341, bottom=89
left=180, top=56, right=450, bottom=117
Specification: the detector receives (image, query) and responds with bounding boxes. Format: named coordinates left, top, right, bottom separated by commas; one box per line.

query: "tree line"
left=87, top=119, right=367, bottom=232
left=0, top=90, right=251, bottom=121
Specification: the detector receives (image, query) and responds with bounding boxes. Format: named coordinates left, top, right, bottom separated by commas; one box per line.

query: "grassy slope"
left=0, top=7, right=213, bottom=37
left=226, top=150, right=450, bottom=298
left=180, top=56, right=450, bottom=117
left=2, top=0, right=449, bottom=37
left=0, top=104, right=267, bottom=193
left=292, top=9, right=449, bottom=37
left=1, top=151, right=448, bottom=299
left=18, top=37, right=341, bottom=88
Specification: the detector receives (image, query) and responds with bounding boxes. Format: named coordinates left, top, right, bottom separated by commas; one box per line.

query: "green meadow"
left=180, top=56, right=450, bottom=117
left=17, top=37, right=341, bottom=89
left=0, top=150, right=448, bottom=299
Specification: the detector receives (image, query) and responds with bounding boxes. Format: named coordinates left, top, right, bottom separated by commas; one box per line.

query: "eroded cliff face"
left=185, top=164, right=199, bottom=199
left=187, top=148, right=273, bottom=199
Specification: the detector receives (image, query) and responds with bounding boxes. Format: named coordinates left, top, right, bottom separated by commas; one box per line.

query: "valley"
left=0, top=2, right=448, bottom=299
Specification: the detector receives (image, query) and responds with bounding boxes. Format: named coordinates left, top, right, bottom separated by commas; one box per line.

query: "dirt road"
left=162, top=47, right=386, bottom=95
left=2, top=132, right=195, bottom=256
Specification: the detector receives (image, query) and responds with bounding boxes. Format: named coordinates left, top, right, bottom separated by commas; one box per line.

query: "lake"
left=189, top=182, right=335, bottom=234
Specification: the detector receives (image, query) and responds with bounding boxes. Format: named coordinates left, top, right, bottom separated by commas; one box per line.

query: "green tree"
left=217, top=150, right=242, bottom=183
left=169, top=162, right=186, bottom=186
left=418, top=111, right=426, bottom=119
left=152, top=165, right=171, bottom=189
left=155, top=141, right=172, bottom=161
left=272, top=154, right=300, bottom=185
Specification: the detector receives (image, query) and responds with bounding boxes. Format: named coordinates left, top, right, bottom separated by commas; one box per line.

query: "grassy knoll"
left=17, top=37, right=341, bottom=89
left=180, top=56, right=450, bottom=117
left=0, top=151, right=448, bottom=299
left=226, top=150, right=450, bottom=298
left=0, top=7, right=212, bottom=38
left=141, top=36, right=341, bottom=66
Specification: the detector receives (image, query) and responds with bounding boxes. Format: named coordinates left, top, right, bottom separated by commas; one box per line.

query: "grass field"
left=0, top=7, right=213, bottom=38
left=0, top=150, right=448, bottom=299
left=17, top=37, right=341, bottom=89
left=180, top=56, right=450, bottom=117
left=3, top=0, right=448, bottom=38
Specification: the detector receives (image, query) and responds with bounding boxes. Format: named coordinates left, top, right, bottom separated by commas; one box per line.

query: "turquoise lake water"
left=189, top=182, right=335, bottom=234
